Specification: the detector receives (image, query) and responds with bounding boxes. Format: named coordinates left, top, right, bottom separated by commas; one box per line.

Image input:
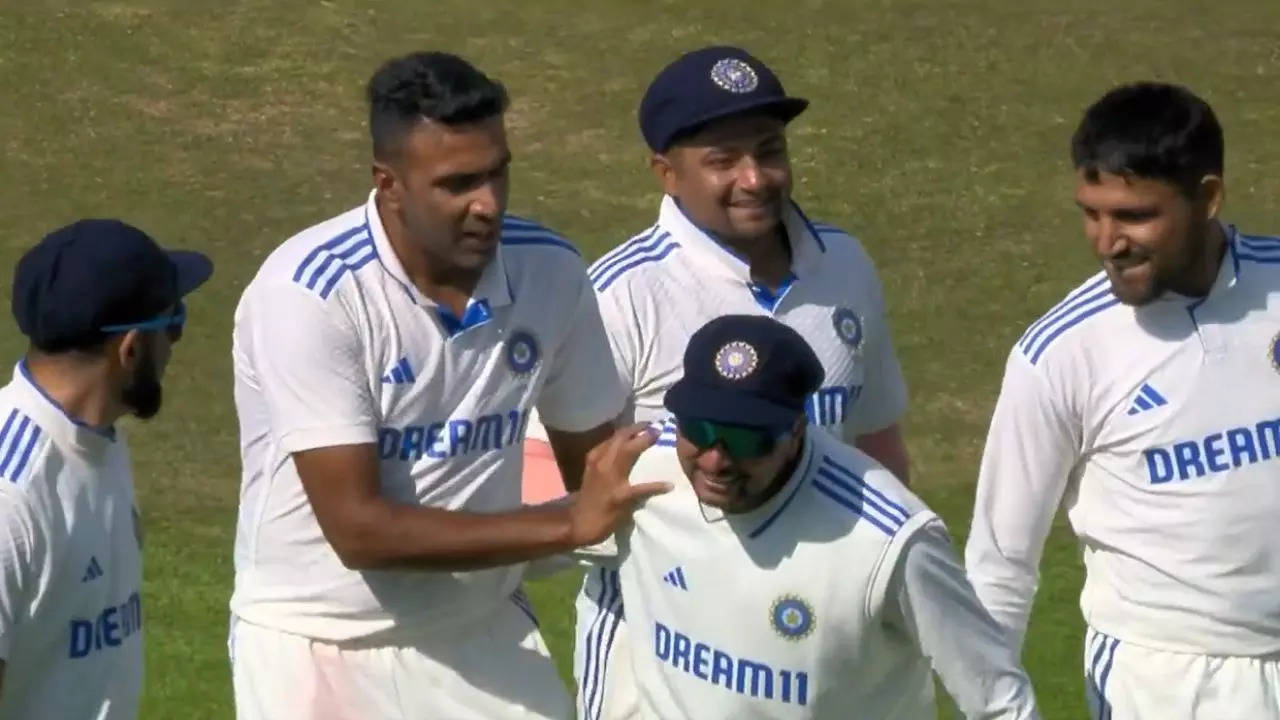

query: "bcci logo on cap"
left=710, top=58, right=759, bottom=94
left=832, top=308, right=863, bottom=350
left=715, top=341, right=759, bottom=380
left=506, top=330, right=540, bottom=376
left=771, top=595, right=814, bottom=640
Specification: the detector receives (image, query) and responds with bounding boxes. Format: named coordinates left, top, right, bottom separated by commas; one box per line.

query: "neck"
left=1174, top=220, right=1229, bottom=298
left=720, top=225, right=792, bottom=290
left=24, top=354, right=120, bottom=430
left=376, top=195, right=482, bottom=316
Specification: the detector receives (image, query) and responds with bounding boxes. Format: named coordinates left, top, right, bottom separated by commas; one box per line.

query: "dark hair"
left=1071, top=82, right=1223, bottom=197
left=366, top=51, right=509, bottom=160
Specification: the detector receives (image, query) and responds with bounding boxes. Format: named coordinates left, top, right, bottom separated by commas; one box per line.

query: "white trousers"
left=1085, top=626, right=1280, bottom=720
left=231, top=597, right=572, bottom=720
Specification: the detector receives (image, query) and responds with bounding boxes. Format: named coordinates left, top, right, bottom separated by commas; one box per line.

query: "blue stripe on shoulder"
left=292, top=224, right=376, bottom=300
left=0, top=409, right=45, bottom=485
left=808, top=455, right=911, bottom=537
left=1025, top=295, right=1120, bottom=365
left=587, top=226, right=661, bottom=284
left=1236, top=233, right=1280, bottom=264
left=593, top=234, right=679, bottom=292
left=501, top=215, right=581, bottom=256
left=1017, top=273, right=1117, bottom=365
left=1018, top=273, right=1109, bottom=349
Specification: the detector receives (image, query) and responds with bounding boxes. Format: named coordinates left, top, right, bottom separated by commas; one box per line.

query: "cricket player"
left=519, top=45, right=914, bottom=719
left=965, top=81, right=1280, bottom=718
left=229, top=51, right=667, bottom=719
left=0, top=219, right=213, bottom=719
left=582, top=314, right=1039, bottom=718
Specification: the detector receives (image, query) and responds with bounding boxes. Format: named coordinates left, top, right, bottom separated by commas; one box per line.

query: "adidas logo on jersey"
left=81, top=556, right=104, bottom=583
left=1126, top=383, right=1168, bottom=416
left=380, top=357, right=416, bottom=385
left=662, top=566, right=688, bottom=590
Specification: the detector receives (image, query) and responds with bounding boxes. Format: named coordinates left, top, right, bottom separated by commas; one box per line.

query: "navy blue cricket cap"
left=664, top=315, right=824, bottom=429
left=638, top=45, right=809, bottom=153
left=12, top=219, right=213, bottom=351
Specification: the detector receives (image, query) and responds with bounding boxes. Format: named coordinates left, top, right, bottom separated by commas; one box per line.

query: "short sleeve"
left=536, top=272, right=627, bottom=432
left=237, top=282, right=378, bottom=453
left=846, top=259, right=908, bottom=437
left=0, top=490, right=39, bottom=661
left=592, top=284, right=645, bottom=425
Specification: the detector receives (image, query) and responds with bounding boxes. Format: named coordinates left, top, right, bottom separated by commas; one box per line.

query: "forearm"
left=326, top=497, right=577, bottom=571
left=892, top=525, right=1040, bottom=719
left=962, top=540, right=1038, bottom=648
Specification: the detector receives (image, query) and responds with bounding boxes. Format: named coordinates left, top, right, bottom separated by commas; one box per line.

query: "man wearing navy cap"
left=520, top=45, right=913, bottom=719
left=576, top=315, right=1039, bottom=719
left=0, top=219, right=212, bottom=719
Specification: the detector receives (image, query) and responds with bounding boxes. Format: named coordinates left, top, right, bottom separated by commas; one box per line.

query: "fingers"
left=620, top=425, right=659, bottom=455
left=624, top=481, right=673, bottom=504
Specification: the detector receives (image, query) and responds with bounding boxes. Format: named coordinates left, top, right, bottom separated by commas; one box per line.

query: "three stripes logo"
left=662, top=566, right=688, bottom=590
left=1018, top=274, right=1120, bottom=365
left=380, top=357, right=415, bottom=385
left=0, top=409, right=43, bottom=485
left=81, top=556, right=104, bottom=583
left=1126, top=383, right=1167, bottom=416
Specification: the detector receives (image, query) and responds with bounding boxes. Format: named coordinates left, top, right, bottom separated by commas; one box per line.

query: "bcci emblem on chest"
left=832, top=308, right=863, bottom=353
left=505, top=330, right=540, bottom=377
left=771, top=595, right=815, bottom=641
left=1270, top=330, right=1280, bottom=373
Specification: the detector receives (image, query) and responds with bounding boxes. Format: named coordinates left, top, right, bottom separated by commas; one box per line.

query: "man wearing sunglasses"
left=0, top=219, right=212, bottom=719
left=580, top=314, right=1039, bottom=719
left=523, top=46, right=914, bottom=720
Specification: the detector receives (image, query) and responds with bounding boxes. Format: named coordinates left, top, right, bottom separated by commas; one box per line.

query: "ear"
left=650, top=152, right=680, bottom=197
left=1197, top=174, right=1224, bottom=221
left=372, top=160, right=400, bottom=203
left=114, top=330, right=143, bottom=372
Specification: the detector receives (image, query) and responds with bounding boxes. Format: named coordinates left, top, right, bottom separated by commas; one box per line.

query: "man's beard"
left=122, top=342, right=163, bottom=420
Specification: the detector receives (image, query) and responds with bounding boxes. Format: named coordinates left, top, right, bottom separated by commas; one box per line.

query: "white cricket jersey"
left=966, top=223, right=1280, bottom=656
left=231, top=190, right=625, bottom=641
left=588, top=195, right=907, bottom=438
left=593, top=425, right=1038, bottom=719
left=0, top=363, right=143, bottom=720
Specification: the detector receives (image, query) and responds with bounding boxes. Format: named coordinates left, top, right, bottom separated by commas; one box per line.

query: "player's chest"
left=628, top=500, right=873, bottom=676
left=1092, top=302, right=1280, bottom=488
left=366, top=301, right=558, bottom=441
left=44, top=494, right=144, bottom=660
left=642, top=282, right=870, bottom=421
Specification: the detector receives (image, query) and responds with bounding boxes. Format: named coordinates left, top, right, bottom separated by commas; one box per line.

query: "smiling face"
left=652, top=111, right=792, bottom=244
left=1074, top=169, right=1222, bottom=305
left=674, top=416, right=804, bottom=513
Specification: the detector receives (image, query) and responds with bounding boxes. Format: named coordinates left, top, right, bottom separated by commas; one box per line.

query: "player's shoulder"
left=246, top=203, right=374, bottom=305
left=0, top=390, right=58, bottom=494
left=802, top=215, right=875, bottom=264
left=1011, top=270, right=1126, bottom=369
left=800, top=433, right=929, bottom=540
left=500, top=214, right=583, bottom=262
left=1232, top=227, right=1280, bottom=286
left=587, top=223, right=686, bottom=296
left=499, top=215, right=594, bottom=303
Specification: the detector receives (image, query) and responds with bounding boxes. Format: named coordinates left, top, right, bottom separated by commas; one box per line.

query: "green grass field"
left=2, top=1, right=1279, bottom=717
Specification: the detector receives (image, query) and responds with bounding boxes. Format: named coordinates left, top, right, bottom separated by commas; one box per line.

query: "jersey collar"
left=364, top=190, right=514, bottom=334
left=12, top=361, right=117, bottom=451
left=657, top=195, right=827, bottom=289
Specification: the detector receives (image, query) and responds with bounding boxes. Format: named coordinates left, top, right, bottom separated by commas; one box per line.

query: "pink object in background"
left=521, top=439, right=567, bottom=504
